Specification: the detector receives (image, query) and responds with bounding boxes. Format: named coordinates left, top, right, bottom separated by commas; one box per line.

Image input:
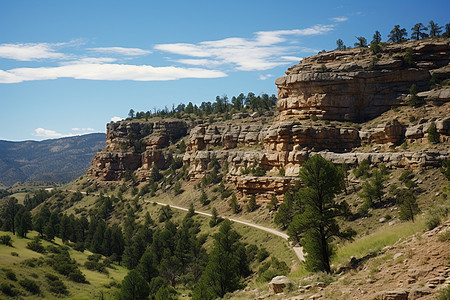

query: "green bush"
left=5, top=270, right=17, bottom=281
left=0, top=235, right=12, bottom=246
left=19, top=278, right=40, bottom=295
left=0, top=283, right=18, bottom=297
left=26, top=237, right=46, bottom=253
left=353, top=159, right=371, bottom=178
left=46, top=274, right=69, bottom=295
left=256, top=247, right=270, bottom=262
left=437, top=285, right=450, bottom=300
left=427, top=122, right=440, bottom=144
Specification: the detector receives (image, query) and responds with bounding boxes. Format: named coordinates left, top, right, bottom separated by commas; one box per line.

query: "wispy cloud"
left=71, top=127, right=94, bottom=132
left=331, top=16, right=348, bottom=22
left=111, top=116, right=123, bottom=122
left=0, top=63, right=226, bottom=83
left=87, top=47, right=151, bottom=56
left=0, top=43, right=67, bottom=61
left=33, top=128, right=70, bottom=138
left=259, top=74, right=273, bottom=80
left=155, top=24, right=334, bottom=71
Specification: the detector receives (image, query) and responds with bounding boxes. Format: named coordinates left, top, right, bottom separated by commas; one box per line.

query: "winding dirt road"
left=149, top=200, right=305, bottom=261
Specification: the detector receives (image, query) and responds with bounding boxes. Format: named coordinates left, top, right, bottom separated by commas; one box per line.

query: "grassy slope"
left=0, top=231, right=127, bottom=299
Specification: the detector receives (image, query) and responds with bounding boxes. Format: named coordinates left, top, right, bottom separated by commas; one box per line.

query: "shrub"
left=427, top=122, right=440, bottom=144
left=0, top=283, right=18, bottom=297
left=19, top=278, right=40, bottom=295
left=256, top=247, right=270, bottom=262
left=0, top=235, right=12, bottom=246
left=438, top=230, right=450, bottom=242
left=246, top=196, right=257, bottom=212
left=409, top=116, right=416, bottom=123
left=403, top=48, right=414, bottom=65
left=11, top=252, right=18, bottom=257
left=310, top=115, right=318, bottom=121
left=353, top=159, right=371, bottom=178
left=26, top=237, right=46, bottom=253
left=46, top=274, right=69, bottom=295
left=5, top=270, right=17, bottom=281
left=437, top=285, right=450, bottom=300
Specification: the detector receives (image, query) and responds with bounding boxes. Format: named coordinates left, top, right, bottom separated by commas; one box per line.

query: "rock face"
left=268, top=276, right=292, bottom=294
left=87, top=40, right=450, bottom=204
left=88, top=120, right=187, bottom=181
left=276, top=39, right=450, bottom=122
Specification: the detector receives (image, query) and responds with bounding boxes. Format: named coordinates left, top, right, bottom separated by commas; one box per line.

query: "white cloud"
left=259, top=74, right=273, bottom=80
left=63, top=57, right=118, bottom=64
left=111, top=116, right=123, bottom=122
left=33, top=128, right=71, bottom=138
left=71, top=127, right=95, bottom=132
left=0, top=42, right=67, bottom=61
left=331, top=16, right=348, bottom=22
left=280, top=56, right=303, bottom=62
left=0, top=63, right=227, bottom=83
left=155, top=24, right=334, bottom=71
left=88, top=47, right=151, bottom=56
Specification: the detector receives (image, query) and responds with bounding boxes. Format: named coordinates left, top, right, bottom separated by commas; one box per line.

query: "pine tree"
left=388, top=25, right=408, bottom=43
left=411, top=23, right=429, bottom=40
left=354, top=36, right=367, bottom=48
left=396, top=189, right=420, bottom=222
left=428, top=122, right=440, bottom=144
left=120, top=270, right=149, bottom=300
left=138, top=248, right=158, bottom=283
left=228, top=194, right=240, bottom=214
left=429, top=20, right=443, bottom=38
left=192, top=220, right=247, bottom=299
left=14, top=206, right=32, bottom=238
left=372, top=30, right=382, bottom=44
left=336, top=39, right=345, bottom=50
left=1, top=197, right=19, bottom=234
left=287, top=155, right=354, bottom=273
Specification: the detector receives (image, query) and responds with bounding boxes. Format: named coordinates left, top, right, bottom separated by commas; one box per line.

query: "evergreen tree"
left=111, top=224, right=125, bottom=262
left=228, top=194, right=240, bottom=214
left=388, top=25, right=408, bottom=43
left=120, top=270, right=150, bottom=300
left=429, top=20, right=443, bottom=38
left=354, top=36, right=367, bottom=48
left=246, top=196, right=257, bottom=212
left=44, top=212, right=59, bottom=241
left=372, top=30, right=382, bottom=44
left=209, top=207, right=219, bottom=227
left=411, top=23, right=429, bottom=40
left=59, top=214, right=72, bottom=243
left=428, top=122, right=440, bottom=144
left=192, top=220, right=247, bottom=299
left=0, top=197, right=19, bottom=234
left=138, top=248, right=159, bottom=283
left=443, top=23, right=450, bottom=38
left=287, top=155, right=354, bottom=273
left=336, top=39, right=345, bottom=50
left=396, top=189, right=420, bottom=222
left=14, top=206, right=32, bottom=238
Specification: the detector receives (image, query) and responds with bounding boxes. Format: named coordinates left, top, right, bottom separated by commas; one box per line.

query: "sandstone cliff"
left=276, top=39, right=450, bottom=122
left=87, top=39, right=450, bottom=203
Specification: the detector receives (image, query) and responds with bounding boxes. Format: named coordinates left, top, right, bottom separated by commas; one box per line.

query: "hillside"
left=1, top=38, right=449, bottom=300
left=0, top=133, right=106, bottom=186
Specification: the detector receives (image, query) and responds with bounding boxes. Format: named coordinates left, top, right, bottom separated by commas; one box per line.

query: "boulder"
left=268, top=276, right=292, bottom=294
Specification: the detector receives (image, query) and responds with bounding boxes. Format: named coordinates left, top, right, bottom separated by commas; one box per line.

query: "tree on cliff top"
left=287, top=155, right=355, bottom=273
left=388, top=25, right=408, bottom=43
left=411, top=23, right=429, bottom=40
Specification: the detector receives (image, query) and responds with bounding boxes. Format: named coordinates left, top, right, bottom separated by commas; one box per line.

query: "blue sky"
left=0, top=0, right=448, bottom=141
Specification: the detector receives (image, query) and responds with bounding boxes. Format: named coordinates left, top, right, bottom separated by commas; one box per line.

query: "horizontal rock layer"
left=276, top=39, right=450, bottom=122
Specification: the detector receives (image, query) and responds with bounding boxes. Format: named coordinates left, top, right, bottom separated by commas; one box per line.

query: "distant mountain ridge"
left=0, top=133, right=106, bottom=186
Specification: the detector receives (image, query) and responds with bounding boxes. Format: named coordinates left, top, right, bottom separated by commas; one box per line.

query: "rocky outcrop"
left=187, top=123, right=266, bottom=151
left=231, top=176, right=297, bottom=202
left=106, top=120, right=188, bottom=151
left=276, top=39, right=450, bottom=122
left=264, top=121, right=360, bottom=152
left=360, top=119, right=404, bottom=145
left=269, top=276, right=292, bottom=294
left=88, top=120, right=187, bottom=181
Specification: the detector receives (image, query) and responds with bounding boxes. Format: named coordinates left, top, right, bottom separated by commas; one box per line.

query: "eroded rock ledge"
left=276, top=39, right=450, bottom=122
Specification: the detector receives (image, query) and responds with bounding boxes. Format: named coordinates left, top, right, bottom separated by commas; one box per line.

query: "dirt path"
left=149, top=200, right=305, bottom=261
left=66, top=189, right=305, bottom=261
